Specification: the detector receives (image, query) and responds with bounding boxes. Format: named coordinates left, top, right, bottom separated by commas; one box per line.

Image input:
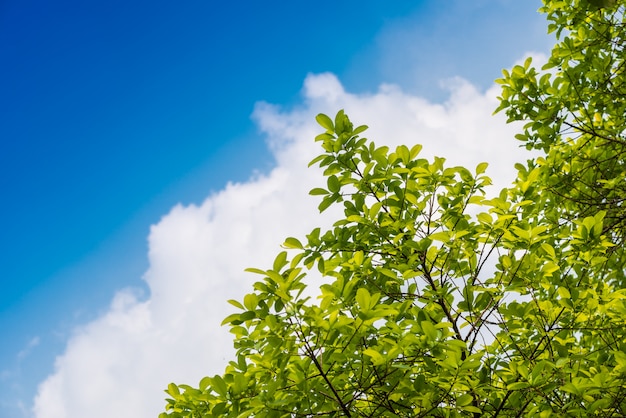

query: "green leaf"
left=211, top=375, right=229, bottom=397
left=363, top=348, right=385, bottom=366
left=557, top=287, right=571, bottom=299
left=430, top=231, right=450, bottom=242
left=167, top=383, right=180, bottom=398
left=243, top=293, right=258, bottom=311
left=227, top=299, right=244, bottom=309
left=309, top=187, right=329, bottom=196
left=507, top=382, right=529, bottom=390
left=221, top=313, right=242, bottom=326
left=308, top=154, right=327, bottom=167
left=327, top=175, right=340, bottom=193
left=283, top=237, right=304, bottom=249
left=315, top=113, right=334, bottom=131
left=199, top=376, right=211, bottom=391
left=477, top=212, right=493, bottom=224
left=353, top=124, right=368, bottom=135
left=356, top=287, right=371, bottom=312
left=476, top=162, right=489, bottom=174
left=457, top=393, right=473, bottom=406
left=318, top=195, right=335, bottom=212
left=334, top=109, right=346, bottom=134
left=273, top=251, right=288, bottom=272
left=410, top=144, right=423, bottom=159
left=421, top=321, right=437, bottom=341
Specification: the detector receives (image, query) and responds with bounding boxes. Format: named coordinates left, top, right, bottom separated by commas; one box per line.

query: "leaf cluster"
left=161, top=2, right=626, bottom=417
left=495, top=0, right=626, bottom=257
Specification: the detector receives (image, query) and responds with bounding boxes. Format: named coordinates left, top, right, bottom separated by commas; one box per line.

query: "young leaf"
left=315, top=113, right=334, bottom=131
left=283, top=237, right=304, bottom=249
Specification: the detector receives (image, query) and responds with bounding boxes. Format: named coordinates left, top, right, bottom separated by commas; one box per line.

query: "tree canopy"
left=161, top=1, right=626, bottom=416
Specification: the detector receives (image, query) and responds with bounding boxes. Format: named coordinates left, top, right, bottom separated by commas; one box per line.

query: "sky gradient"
left=0, top=1, right=552, bottom=417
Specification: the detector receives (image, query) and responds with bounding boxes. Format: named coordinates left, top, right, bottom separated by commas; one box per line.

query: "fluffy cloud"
left=32, top=72, right=530, bottom=418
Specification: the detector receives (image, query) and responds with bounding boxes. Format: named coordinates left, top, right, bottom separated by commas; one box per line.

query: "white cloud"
left=32, top=72, right=530, bottom=418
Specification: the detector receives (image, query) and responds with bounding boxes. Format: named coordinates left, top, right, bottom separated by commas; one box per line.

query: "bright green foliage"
left=495, top=0, right=626, bottom=256
left=161, top=1, right=626, bottom=417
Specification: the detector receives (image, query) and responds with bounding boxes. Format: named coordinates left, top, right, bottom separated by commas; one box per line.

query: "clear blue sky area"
left=0, top=0, right=550, bottom=416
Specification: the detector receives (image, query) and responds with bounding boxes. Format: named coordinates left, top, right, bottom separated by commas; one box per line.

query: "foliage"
left=161, top=1, right=626, bottom=416
left=495, top=0, right=626, bottom=252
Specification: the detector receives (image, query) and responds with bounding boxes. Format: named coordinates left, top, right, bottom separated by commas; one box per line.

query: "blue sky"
left=0, top=1, right=551, bottom=417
